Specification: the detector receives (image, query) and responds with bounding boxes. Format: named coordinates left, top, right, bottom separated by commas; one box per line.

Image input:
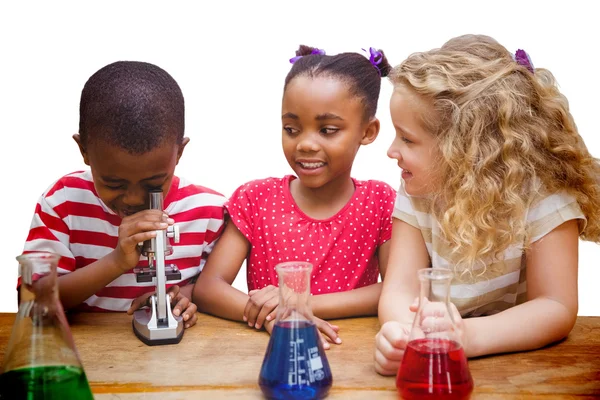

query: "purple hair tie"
left=289, top=48, right=326, bottom=64
left=362, top=47, right=383, bottom=76
left=514, top=49, right=534, bottom=73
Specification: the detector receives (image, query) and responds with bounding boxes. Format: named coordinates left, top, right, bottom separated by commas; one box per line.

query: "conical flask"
left=0, top=252, right=93, bottom=399
left=396, top=268, right=473, bottom=400
left=258, top=261, right=333, bottom=399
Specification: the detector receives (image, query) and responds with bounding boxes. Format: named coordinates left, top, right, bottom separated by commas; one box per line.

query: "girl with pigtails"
left=194, top=45, right=396, bottom=347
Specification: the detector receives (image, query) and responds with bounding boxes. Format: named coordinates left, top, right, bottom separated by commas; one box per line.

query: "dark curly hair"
left=79, top=61, right=184, bottom=154
left=284, top=45, right=392, bottom=120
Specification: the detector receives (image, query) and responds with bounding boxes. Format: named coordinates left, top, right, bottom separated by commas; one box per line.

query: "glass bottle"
left=258, top=261, right=333, bottom=399
left=396, top=268, right=473, bottom=400
left=0, top=252, right=93, bottom=399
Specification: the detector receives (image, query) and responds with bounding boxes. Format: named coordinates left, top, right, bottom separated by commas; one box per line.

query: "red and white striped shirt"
left=23, top=170, right=226, bottom=312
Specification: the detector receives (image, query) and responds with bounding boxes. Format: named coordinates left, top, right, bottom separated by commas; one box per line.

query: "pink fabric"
left=225, top=175, right=395, bottom=294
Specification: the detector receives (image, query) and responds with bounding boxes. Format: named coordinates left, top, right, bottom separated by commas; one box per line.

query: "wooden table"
left=0, top=313, right=598, bottom=399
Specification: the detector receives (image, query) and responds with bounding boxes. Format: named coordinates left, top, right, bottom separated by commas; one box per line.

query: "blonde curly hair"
left=391, top=34, right=600, bottom=269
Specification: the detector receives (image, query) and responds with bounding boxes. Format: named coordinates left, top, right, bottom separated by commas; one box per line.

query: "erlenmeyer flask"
left=396, top=268, right=473, bottom=400
left=258, top=261, right=333, bottom=399
left=0, top=252, right=93, bottom=399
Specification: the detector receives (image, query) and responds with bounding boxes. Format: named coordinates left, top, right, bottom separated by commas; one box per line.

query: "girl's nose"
left=296, top=133, right=320, bottom=153
left=387, top=142, right=402, bottom=161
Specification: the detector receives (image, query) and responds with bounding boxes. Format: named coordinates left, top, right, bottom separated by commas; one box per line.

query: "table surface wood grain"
left=0, top=313, right=598, bottom=399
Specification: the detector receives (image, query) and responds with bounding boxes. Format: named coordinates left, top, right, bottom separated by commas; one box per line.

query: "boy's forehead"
left=81, top=118, right=183, bottom=156
left=87, top=140, right=178, bottom=181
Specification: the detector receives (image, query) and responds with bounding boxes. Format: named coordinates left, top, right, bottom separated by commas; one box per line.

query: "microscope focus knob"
left=167, top=224, right=180, bottom=243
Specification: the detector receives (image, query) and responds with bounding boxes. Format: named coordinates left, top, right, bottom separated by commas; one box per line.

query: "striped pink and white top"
left=393, top=180, right=586, bottom=317
left=22, top=170, right=226, bottom=312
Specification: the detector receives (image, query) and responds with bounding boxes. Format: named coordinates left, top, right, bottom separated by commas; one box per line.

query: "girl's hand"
left=374, top=298, right=419, bottom=375
left=244, top=285, right=279, bottom=329
left=127, top=285, right=198, bottom=329
left=263, top=317, right=342, bottom=350
left=113, top=210, right=173, bottom=272
left=314, top=317, right=342, bottom=349
left=417, top=298, right=467, bottom=353
left=374, top=321, right=411, bottom=376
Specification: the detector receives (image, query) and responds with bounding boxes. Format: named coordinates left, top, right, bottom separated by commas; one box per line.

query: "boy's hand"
left=113, top=210, right=174, bottom=272
left=244, top=285, right=279, bottom=329
left=127, top=285, right=198, bottom=329
left=263, top=316, right=342, bottom=350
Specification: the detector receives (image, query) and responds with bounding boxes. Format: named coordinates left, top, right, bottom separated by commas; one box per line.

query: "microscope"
left=132, top=190, right=184, bottom=345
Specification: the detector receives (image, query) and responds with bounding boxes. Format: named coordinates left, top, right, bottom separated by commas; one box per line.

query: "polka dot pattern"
left=224, top=175, right=396, bottom=295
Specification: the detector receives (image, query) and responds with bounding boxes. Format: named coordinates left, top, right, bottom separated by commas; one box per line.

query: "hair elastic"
left=289, top=48, right=326, bottom=64
left=514, top=49, right=534, bottom=73
left=362, top=47, right=383, bottom=76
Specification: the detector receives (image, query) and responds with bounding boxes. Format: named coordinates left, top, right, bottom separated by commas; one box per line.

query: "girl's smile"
left=387, top=86, right=440, bottom=196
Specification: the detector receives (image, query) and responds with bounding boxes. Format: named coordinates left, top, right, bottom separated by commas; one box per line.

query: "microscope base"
left=132, top=307, right=184, bottom=346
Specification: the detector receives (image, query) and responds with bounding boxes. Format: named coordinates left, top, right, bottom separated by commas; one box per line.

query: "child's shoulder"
left=176, top=176, right=224, bottom=196
left=353, top=178, right=397, bottom=198
left=226, top=176, right=289, bottom=211
left=41, top=170, right=95, bottom=199
left=232, top=176, right=288, bottom=194
left=527, top=179, right=583, bottom=217
left=34, top=171, right=99, bottom=218
left=526, top=181, right=585, bottom=238
left=172, top=176, right=227, bottom=205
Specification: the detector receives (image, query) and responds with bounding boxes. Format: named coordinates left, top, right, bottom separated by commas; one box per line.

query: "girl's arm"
left=379, top=219, right=429, bottom=324
left=311, top=282, right=381, bottom=320
left=310, top=238, right=392, bottom=319
left=374, top=218, right=430, bottom=375
left=192, top=221, right=251, bottom=322
left=200, top=221, right=344, bottom=345
left=463, top=219, right=579, bottom=357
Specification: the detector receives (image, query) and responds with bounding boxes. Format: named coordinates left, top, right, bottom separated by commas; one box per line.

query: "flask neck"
left=418, top=269, right=452, bottom=306
left=411, top=268, right=462, bottom=345
left=18, top=253, right=60, bottom=306
left=3, top=252, right=82, bottom=374
left=275, top=262, right=314, bottom=323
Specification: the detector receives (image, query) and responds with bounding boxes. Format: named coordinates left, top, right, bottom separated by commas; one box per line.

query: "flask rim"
left=16, top=251, right=61, bottom=263
left=417, top=268, right=453, bottom=281
left=275, top=261, right=313, bottom=274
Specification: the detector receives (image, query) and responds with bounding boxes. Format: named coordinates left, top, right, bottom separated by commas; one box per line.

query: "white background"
left=1, top=1, right=598, bottom=315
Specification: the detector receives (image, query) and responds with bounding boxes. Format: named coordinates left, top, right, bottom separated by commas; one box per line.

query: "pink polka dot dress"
left=225, top=175, right=396, bottom=295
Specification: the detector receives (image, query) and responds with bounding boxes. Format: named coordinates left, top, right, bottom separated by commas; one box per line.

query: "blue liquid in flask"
left=259, top=320, right=332, bottom=399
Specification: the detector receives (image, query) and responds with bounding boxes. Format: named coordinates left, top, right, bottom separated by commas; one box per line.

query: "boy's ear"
left=72, top=134, right=90, bottom=166
left=360, top=118, right=380, bottom=145
left=176, top=137, right=190, bottom=165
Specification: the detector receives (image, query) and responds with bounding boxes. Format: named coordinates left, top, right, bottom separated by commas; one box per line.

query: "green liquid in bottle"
left=0, top=365, right=93, bottom=399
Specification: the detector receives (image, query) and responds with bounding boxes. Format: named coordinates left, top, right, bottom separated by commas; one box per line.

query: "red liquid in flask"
left=396, top=338, right=473, bottom=400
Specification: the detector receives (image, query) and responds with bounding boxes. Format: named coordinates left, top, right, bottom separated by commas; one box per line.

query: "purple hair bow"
left=514, top=49, right=534, bottom=73
left=362, top=47, right=383, bottom=75
left=289, top=48, right=326, bottom=64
